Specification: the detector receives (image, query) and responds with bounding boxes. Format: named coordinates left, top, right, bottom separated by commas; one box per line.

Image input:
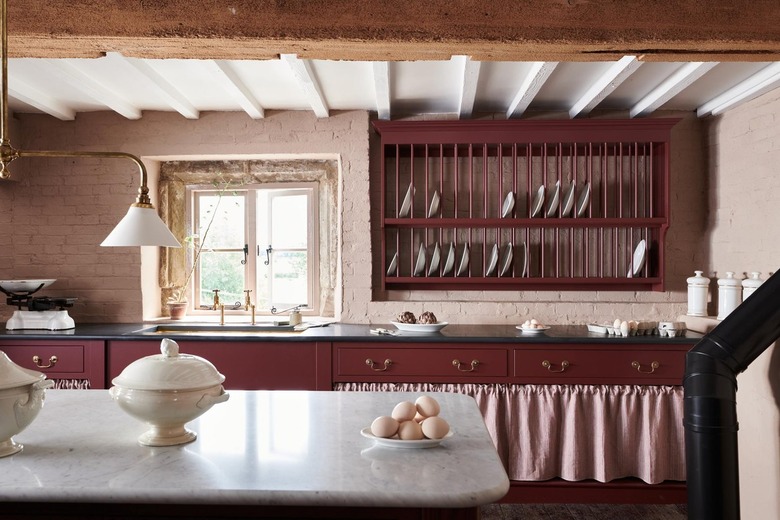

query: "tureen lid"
left=111, top=338, right=225, bottom=391
left=0, top=350, right=47, bottom=390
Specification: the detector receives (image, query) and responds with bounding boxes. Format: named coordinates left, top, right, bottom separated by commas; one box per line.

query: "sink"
left=129, top=323, right=301, bottom=336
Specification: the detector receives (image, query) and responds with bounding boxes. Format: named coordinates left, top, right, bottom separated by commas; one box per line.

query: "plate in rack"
left=441, top=242, right=456, bottom=276
left=627, top=239, right=647, bottom=277
left=386, top=253, right=398, bottom=276
left=456, top=243, right=470, bottom=276
left=530, top=185, right=545, bottom=217
left=399, top=184, right=414, bottom=218
left=427, top=190, right=440, bottom=218
left=485, top=244, right=499, bottom=276
left=413, top=244, right=426, bottom=276
left=499, top=242, right=513, bottom=276
left=428, top=243, right=441, bottom=276
left=576, top=183, right=591, bottom=217
left=561, top=181, right=576, bottom=217
left=546, top=180, right=561, bottom=217
left=501, top=191, right=515, bottom=218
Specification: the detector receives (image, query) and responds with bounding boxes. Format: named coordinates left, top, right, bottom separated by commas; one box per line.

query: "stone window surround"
left=157, top=158, right=339, bottom=318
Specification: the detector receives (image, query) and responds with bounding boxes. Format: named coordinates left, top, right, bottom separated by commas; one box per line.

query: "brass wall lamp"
left=0, top=0, right=180, bottom=247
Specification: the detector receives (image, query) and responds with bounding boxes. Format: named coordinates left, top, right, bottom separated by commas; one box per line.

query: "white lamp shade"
left=101, top=206, right=181, bottom=247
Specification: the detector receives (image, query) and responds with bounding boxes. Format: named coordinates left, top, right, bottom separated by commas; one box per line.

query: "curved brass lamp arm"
left=16, top=149, right=152, bottom=206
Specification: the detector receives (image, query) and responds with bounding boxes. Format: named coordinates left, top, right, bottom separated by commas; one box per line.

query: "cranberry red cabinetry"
left=107, top=341, right=331, bottom=391
left=0, top=339, right=106, bottom=389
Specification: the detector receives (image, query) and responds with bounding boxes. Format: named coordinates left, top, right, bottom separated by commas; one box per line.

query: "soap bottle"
left=742, top=272, right=763, bottom=300
left=686, top=270, right=710, bottom=317
left=717, top=272, right=742, bottom=320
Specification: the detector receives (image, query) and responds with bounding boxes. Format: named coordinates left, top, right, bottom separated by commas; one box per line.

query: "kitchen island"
left=1, top=389, right=509, bottom=519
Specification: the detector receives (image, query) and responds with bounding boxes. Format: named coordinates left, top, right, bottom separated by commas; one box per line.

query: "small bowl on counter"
left=0, top=351, right=54, bottom=458
left=109, top=338, right=229, bottom=447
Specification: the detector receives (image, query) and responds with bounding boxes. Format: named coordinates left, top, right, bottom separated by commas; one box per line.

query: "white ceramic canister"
left=742, top=272, right=763, bottom=300
left=686, top=270, right=710, bottom=317
left=717, top=272, right=742, bottom=320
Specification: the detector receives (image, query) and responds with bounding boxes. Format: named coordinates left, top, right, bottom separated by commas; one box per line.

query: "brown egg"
left=421, top=416, right=450, bottom=439
left=415, top=395, right=441, bottom=417
left=398, top=420, right=424, bottom=440
left=391, top=401, right=417, bottom=422
left=414, top=411, right=426, bottom=422
left=370, top=416, right=399, bottom=438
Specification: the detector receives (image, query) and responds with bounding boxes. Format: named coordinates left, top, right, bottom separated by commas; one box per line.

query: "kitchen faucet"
left=212, top=289, right=220, bottom=310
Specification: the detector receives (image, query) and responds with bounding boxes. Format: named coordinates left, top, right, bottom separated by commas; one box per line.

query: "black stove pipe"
left=684, top=269, right=780, bottom=520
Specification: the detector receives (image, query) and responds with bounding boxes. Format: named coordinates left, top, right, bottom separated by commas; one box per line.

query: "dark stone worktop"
left=0, top=322, right=704, bottom=345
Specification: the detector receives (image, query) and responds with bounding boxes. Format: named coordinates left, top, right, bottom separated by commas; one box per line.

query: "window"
left=187, top=182, right=320, bottom=315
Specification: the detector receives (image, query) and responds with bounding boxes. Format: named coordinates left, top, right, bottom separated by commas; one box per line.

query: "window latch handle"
left=241, top=244, right=248, bottom=265
left=264, top=245, right=273, bottom=265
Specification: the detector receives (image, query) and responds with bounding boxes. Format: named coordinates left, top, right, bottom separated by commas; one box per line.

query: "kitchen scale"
left=0, top=279, right=76, bottom=330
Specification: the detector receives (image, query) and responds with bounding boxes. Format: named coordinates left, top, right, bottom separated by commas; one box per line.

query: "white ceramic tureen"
left=109, top=338, right=229, bottom=447
left=0, top=351, right=54, bottom=457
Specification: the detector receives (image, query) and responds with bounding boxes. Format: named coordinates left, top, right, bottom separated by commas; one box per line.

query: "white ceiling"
left=6, top=54, right=780, bottom=121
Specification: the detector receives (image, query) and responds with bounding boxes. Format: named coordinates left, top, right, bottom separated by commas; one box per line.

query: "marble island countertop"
left=3, top=390, right=509, bottom=511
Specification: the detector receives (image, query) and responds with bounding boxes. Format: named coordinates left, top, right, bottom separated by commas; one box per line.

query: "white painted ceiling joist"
left=106, top=52, right=199, bottom=120
left=281, top=54, right=329, bottom=118
left=631, top=62, right=717, bottom=118
left=45, top=59, right=142, bottom=119
left=8, top=79, right=75, bottom=120
left=506, top=61, right=558, bottom=119
left=697, top=62, right=780, bottom=117
left=372, top=61, right=390, bottom=120
left=202, top=60, right=265, bottom=119
left=569, top=56, right=642, bottom=118
left=453, top=56, right=481, bottom=119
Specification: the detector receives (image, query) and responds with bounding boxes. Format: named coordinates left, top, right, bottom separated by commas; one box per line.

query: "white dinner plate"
left=413, top=244, right=426, bottom=276
left=0, top=279, right=56, bottom=294
left=427, top=190, right=440, bottom=218
left=546, top=180, right=561, bottom=217
left=399, top=184, right=413, bottom=218
left=561, top=181, right=575, bottom=217
left=428, top=243, right=441, bottom=276
left=515, top=325, right=551, bottom=334
left=499, top=242, right=513, bottom=276
left=501, top=191, right=515, bottom=218
left=530, top=185, right=545, bottom=217
left=390, top=321, right=449, bottom=333
left=386, top=253, right=398, bottom=276
left=627, top=239, right=647, bottom=277
left=517, top=242, right=528, bottom=277
left=441, top=242, right=456, bottom=276
left=361, top=427, right=454, bottom=448
left=576, top=183, right=591, bottom=217
left=485, top=243, right=499, bottom=276
left=456, top=243, right=470, bottom=276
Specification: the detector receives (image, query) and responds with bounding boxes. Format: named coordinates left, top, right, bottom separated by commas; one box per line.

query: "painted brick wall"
left=0, top=108, right=704, bottom=325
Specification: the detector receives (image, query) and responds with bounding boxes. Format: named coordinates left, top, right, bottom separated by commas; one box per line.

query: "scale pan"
left=0, top=280, right=56, bottom=294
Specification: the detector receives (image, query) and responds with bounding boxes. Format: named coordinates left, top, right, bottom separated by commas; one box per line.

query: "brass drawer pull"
left=452, top=359, right=479, bottom=372
left=541, top=360, right=569, bottom=372
left=365, top=358, right=392, bottom=372
left=32, top=355, right=58, bottom=369
left=632, top=360, right=660, bottom=374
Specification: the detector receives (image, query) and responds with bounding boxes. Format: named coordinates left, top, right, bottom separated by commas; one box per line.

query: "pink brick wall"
left=0, top=108, right=705, bottom=325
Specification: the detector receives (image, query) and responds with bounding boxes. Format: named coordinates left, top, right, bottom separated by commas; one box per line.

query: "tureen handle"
left=160, top=338, right=180, bottom=358
left=14, top=379, right=54, bottom=429
left=196, top=389, right=230, bottom=410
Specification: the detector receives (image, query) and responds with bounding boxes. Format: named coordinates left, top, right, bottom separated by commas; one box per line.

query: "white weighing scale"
left=0, top=279, right=76, bottom=330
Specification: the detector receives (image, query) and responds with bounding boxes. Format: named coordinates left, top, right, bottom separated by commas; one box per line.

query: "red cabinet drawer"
left=335, top=344, right=508, bottom=382
left=513, top=346, right=687, bottom=385
left=2, top=345, right=84, bottom=373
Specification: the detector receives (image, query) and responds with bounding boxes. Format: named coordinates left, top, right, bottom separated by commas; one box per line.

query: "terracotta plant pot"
left=167, top=302, right=188, bottom=320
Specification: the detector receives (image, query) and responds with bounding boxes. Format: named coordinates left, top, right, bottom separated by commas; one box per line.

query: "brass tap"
left=251, top=304, right=256, bottom=325
left=212, top=289, right=220, bottom=310
left=220, top=304, right=225, bottom=326
left=244, top=289, right=253, bottom=309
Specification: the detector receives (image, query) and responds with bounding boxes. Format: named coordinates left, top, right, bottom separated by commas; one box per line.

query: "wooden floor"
left=480, top=503, right=688, bottom=519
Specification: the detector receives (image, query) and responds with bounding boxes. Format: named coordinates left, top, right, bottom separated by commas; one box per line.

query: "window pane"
left=271, top=251, right=308, bottom=307
left=199, top=194, right=244, bottom=249
left=199, top=251, right=245, bottom=306
left=271, top=195, right=308, bottom=249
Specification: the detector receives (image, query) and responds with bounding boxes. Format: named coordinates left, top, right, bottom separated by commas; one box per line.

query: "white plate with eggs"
left=516, top=325, right=551, bottom=335
left=390, top=321, right=448, bottom=333
left=360, top=428, right=454, bottom=449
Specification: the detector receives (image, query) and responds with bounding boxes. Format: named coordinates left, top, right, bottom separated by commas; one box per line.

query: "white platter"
left=399, top=184, right=413, bottom=218
left=627, top=239, right=647, bottom=278
left=546, top=180, right=561, bottom=217
left=428, top=243, right=441, bottom=276
left=576, top=183, right=591, bottom=217
left=499, top=242, right=513, bottom=276
left=386, top=253, right=398, bottom=276
left=413, top=244, right=426, bottom=276
left=485, top=243, right=499, bottom=276
left=501, top=191, right=515, bottom=218
left=0, top=279, right=56, bottom=294
left=390, top=321, right=449, bottom=333
left=456, top=243, right=470, bottom=276
left=361, top=427, right=454, bottom=448
left=530, top=185, right=545, bottom=217
left=516, top=325, right=551, bottom=335
left=441, top=242, right=456, bottom=276
left=427, top=190, right=440, bottom=218
left=561, top=181, right=576, bottom=217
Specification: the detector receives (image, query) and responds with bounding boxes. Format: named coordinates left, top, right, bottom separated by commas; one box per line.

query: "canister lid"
left=0, top=350, right=47, bottom=390
left=742, top=272, right=764, bottom=289
left=717, top=272, right=741, bottom=287
left=687, top=270, right=710, bottom=285
left=111, top=338, right=225, bottom=391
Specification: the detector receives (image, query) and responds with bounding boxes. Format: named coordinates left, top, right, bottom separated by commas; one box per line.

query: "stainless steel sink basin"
left=129, top=323, right=300, bottom=336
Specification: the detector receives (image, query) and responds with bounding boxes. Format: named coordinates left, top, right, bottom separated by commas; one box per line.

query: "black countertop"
left=0, top=322, right=704, bottom=344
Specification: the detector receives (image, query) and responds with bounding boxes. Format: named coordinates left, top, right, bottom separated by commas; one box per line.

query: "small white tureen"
left=0, top=351, right=54, bottom=458
left=109, top=338, right=229, bottom=447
